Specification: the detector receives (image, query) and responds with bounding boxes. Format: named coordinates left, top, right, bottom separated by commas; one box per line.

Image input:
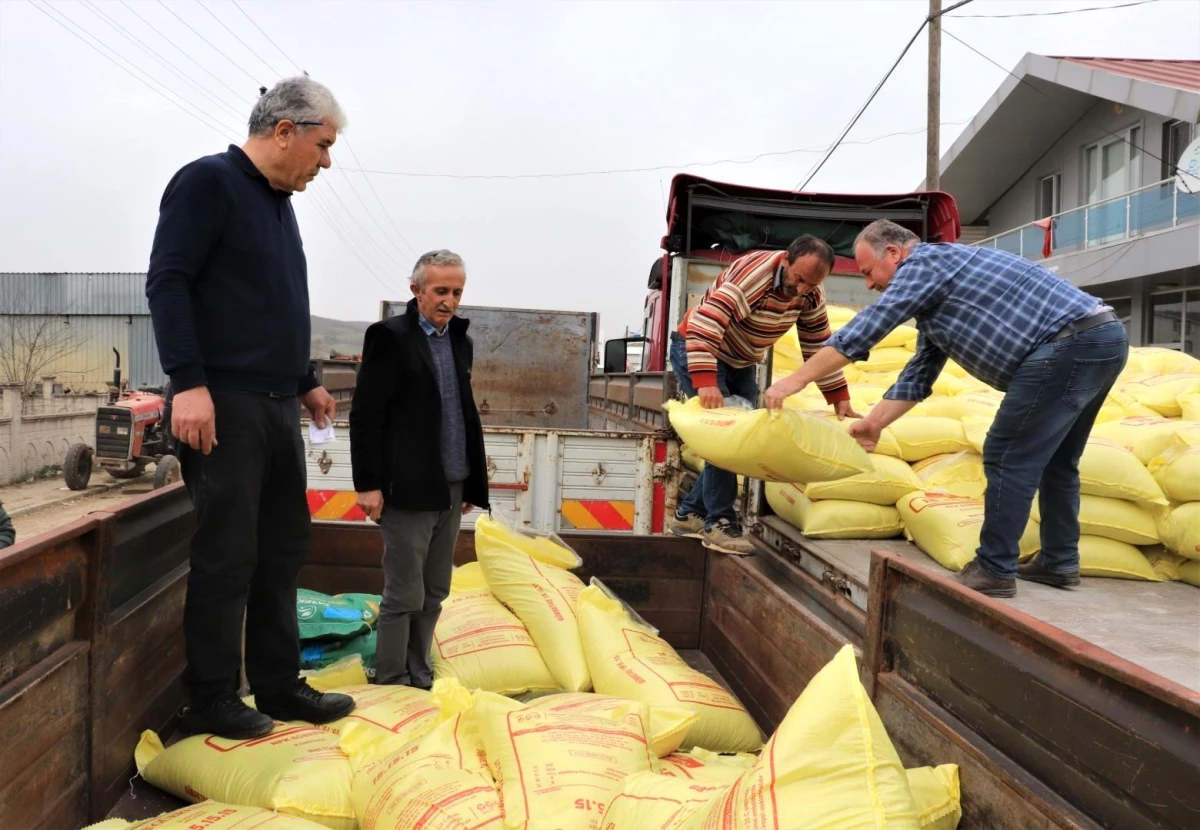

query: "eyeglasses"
left=293, top=119, right=324, bottom=127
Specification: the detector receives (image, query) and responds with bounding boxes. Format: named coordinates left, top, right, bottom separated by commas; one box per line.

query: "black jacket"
left=0, top=501, right=13, bottom=549
left=349, top=300, right=489, bottom=512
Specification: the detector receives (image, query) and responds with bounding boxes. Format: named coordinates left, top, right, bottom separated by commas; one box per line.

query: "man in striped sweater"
left=670, top=235, right=858, bottom=554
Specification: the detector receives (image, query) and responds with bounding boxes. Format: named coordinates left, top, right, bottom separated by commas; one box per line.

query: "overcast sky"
left=2, top=0, right=1197, bottom=339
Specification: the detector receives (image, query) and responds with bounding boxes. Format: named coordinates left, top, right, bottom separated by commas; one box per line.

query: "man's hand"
left=462, top=503, right=475, bottom=515
left=301, top=385, right=336, bottom=428
left=848, top=418, right=883, bottom=452
left=765, top=376, right=806, bottom=411
left=357, top=489, right=384, bottom=522
left=834, top=400, right=863, bottom=420
left=172, top=386, right=217, bottom=454
left=697, top=387, right=724, bottom=410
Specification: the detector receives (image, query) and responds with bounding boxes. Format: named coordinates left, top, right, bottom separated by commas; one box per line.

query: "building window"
left=1187, top=292, right=1200, bottom=358
left=1085, top=126, right=1142, bottom=203
left=1161, top=119, right=1195, bottom=181
left=1147, top=290, right=1200, bottom=356
left=1037, top=173, right=1061, bottom=217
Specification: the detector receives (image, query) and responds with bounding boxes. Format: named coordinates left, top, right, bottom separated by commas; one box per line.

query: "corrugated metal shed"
left=1058, top=57, right=1200, bottom=94
left=0, top=272, right=149, bottom=315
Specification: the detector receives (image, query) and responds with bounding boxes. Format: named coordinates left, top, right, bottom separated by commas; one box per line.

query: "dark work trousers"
left=179, top=388, right=311, bottom=704
left=376, top=481, right=464, bottom=687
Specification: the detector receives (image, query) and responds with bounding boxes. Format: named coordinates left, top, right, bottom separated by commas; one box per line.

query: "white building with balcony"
left=934, top=56, right=1199, bottom=357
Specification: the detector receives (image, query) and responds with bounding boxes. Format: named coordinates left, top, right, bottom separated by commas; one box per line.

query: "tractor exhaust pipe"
left=111, top=348, right=121, bottom=403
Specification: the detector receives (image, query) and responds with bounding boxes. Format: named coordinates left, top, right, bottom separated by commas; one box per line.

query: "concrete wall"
left=985, top=101, right=1176, bottom=235
left=0, top=382, right=102, bottom=484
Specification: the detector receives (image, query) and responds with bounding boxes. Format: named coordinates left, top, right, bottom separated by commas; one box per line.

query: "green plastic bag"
left=296, top=589, right=381, bottom=641
left=301, top=630, right=377, bottom=680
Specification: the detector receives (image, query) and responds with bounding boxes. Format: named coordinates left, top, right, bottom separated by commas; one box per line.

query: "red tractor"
left=64, top=349, right=181, bottom=491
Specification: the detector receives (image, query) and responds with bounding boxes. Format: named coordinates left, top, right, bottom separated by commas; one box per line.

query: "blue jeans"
left=669, top=334, right=758, bottom=529
left=976, top=322, right=1128, bottom=579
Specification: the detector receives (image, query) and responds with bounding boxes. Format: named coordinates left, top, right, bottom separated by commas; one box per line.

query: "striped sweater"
left=680, top=249, right=850, bottom=403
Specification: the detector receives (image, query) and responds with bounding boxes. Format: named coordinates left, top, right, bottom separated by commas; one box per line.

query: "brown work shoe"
left=702, top=519, right=755, bottom=556
left=956, top=560, right=1016, bottom=598
left=669, top=512, right=705, bottom=539
left=1017, top=559, right=1081, bottom=589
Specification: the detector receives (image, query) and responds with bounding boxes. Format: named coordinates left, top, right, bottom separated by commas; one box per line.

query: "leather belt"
left=1049, top=310, right=1118, bottom=342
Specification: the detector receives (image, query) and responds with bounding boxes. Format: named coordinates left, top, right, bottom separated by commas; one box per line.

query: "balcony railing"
left=974, top=178, right=1200, bottom=261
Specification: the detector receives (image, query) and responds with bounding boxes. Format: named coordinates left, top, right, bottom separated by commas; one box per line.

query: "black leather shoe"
left=256, top=680, right=356, bottom=725
left=956, top=560, right=1017, bottom=598
left=1017, top=559, right=1081, bottom=588
left=180, top=692, right=274, bottom=739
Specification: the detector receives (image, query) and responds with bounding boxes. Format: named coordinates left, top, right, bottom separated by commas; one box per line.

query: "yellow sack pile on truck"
left=1090, top=417, right=1200, bottom=465
left=525, top=692, right=698, bottom=758
left=1180, top=391, right=1200, bottom=421
left=475, top=514, right=591, bottom=692
left=1031, top=494, right=1159, bottom=546
left=1078, top=536, right=1161, bottom=581
left=898, top=492, right=1040, bottom=572
left=664, top=397, right=871, bottom=484
left=805, top=452, right=924, bottom=505
left=912, top=452, right=986, bottom=499
left=658, top=747, right=758, bottom=783
left=1148, top=430, right=1200, bottom=503
left=1123, top=346, right=1200, bottom=378
left=308, top=684, right=440, bottom=743
left=1117, top=374, right=1200, bottom=417
left=134, top=726, right=356, bottom=830
left=431, top=585, right=558, bottom=695
left=475, top=691, right=658, bottom=830
left=599, top=645, right=923, bottom=830
left=1079, top=439, right=1168, bottom=506
left=1145, top=549, right=1189, bottom=582
left=577, top=583, right=763, bottom=753
left=766, top=482, right=904, bottom=540
left=1158, top=502, right=1200, bottom=561
left=875, top=417, right=970, bottom=462
left=84, top=803, right=333, bottom=829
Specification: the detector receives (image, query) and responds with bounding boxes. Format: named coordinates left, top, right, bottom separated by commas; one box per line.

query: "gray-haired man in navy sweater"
left=146, top=76, right=355, bottom=739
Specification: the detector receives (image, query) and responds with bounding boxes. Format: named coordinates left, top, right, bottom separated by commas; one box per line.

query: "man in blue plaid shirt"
left=766, top=219, right=1128, bottom=598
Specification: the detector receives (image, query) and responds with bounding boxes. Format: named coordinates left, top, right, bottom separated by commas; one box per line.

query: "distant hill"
left=311, top=315, right=372, bottom=358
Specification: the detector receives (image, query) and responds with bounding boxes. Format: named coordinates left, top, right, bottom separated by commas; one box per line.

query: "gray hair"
left=248, top=76, right=347, bottom=137
left=855, top=219, right=920, bottom=256
left=411, top=249, right=466, bottom=287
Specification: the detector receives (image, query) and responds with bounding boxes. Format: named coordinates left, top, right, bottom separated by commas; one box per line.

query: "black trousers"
left=179, top=388, right=311, bottom=704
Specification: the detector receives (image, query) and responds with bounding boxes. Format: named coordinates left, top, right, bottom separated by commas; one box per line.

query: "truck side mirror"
left=603, top=339, right=628, bottom=374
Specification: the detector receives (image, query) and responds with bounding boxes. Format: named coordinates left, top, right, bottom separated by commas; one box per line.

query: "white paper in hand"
left=308, top=420, right=336, bottom=445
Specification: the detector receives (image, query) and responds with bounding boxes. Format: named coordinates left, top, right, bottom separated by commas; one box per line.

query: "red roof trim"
left=1054, top=57, right=1200, bottom=93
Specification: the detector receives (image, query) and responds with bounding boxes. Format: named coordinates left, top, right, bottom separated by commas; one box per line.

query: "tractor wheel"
left=109, top=462, right=147, bottom=479
left=153, top=455, right=182, bottom=490
left=64, top=443, right=93, bottom=491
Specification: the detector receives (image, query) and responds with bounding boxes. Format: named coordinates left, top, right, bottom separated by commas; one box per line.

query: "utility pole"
left=927, top=0, right=942, bottom=190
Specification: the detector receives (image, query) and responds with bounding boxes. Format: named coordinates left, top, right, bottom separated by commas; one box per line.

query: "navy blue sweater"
left=147, top=145, right=318, bottom=396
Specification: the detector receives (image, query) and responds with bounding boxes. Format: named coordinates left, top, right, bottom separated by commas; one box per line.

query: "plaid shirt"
left=828, top=243, right=1101, bottom=401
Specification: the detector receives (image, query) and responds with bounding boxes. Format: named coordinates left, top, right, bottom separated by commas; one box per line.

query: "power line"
left=25, top=0, right=240, bottom=143
left=155, top=0, right=262, bottom=86
left=305, top=190, right=405, bottom=295
left=949, top=0, right=1160, bottom=18
left=196, top=0, right=284, bottom=79
left=337, top=141, right=419, bottom=259
left=231, top=0, right=302, bottom=74
left=942, top=27, right=1187, bottom=177
left=333, top=121, right=971, bottom=181
left=320, top=175, right=408, bottom=267
left=119, top=0, right=255, bottom=107
left=78, top=0, right=247, bottom=125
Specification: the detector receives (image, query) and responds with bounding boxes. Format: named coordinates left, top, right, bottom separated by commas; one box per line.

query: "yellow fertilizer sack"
left=1119, top=374, right=1200, bottom=417
left=526, top=692, right=698, bottom=757
left=89, top=804, right=333, bottom=829
left=907, top=765, right=962, bottom=830
left=134, top=727, right=355, bottom=830
left=599, top=773, right=729, bottom=829
left=805, top=452, right=924, bottom=505
left=680, top=444, right=703, bottom=473
left=432, top=588, right=558, bottom=695
left=1127, top=346, right=1200, bottom=377
left=474, top=691, right=657, bottom=830
left=898, top=492, right=1040, bottom=572
left=1180, top=391, right=1200, bottom=422
left=913, top=392, right=1002, bottom=420
left=1180, top=560, right=1200, bottom=587
left=577, top=583, right=763, bottom=753
left=960, top=413, right=993, bottom=455
left=1031, top=494, right=1159, bottom=546
left=658, top=748, right=757, bottom=783
left=767, top=482, right=904, bottom=539
left=450, top=561, right=490, bottom=593
left=312, top=684, right=440, bottom=745
left=1148, top=431, right=1200, bottom=503
left=602, top=644, right=920, bottom=830
left=1145, top=549, right=1188, bottom=582
left=474, top=510, right=582, bottom=570
left=664, top=397, right=872, bottom=484
left=912, top=452, right=987, bottom=499
left=1080, top=439, right=1168, bottom=506
left=1157, top=503, right=1200, bottom=560
left=301, top=654, right=370, bottom=692
left=863, top=346, right=913, bottom=373
left=876, top=417, right=969, bottom=462
left=475, top=514, right=590, bottom=692
left=1078, top=536, right=1161, bottom=581
left=1091, top=417, right=1200, bottom=465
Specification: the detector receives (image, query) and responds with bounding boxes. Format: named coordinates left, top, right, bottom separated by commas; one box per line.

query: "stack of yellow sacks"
left=755, top=306, right=1200, bottom=586
left=124, top=515, right=964, bottom=830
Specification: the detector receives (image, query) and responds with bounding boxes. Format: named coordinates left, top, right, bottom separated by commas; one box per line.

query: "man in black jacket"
left=0, top=500, right=14, bottom=550
left=349, top=249, right=490, bottom=688
left=146, top=77, right=354, bottom=738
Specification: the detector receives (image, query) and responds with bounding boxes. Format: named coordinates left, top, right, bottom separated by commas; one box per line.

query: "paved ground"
left=1, top=473, right=154, bottom=542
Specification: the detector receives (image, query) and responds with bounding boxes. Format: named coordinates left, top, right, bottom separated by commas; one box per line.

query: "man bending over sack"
left=349, top=250, right=490, bottom=688
left=670, top=235, right=861, bottom=555
left=765, top=219, right=1127, bottom=598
